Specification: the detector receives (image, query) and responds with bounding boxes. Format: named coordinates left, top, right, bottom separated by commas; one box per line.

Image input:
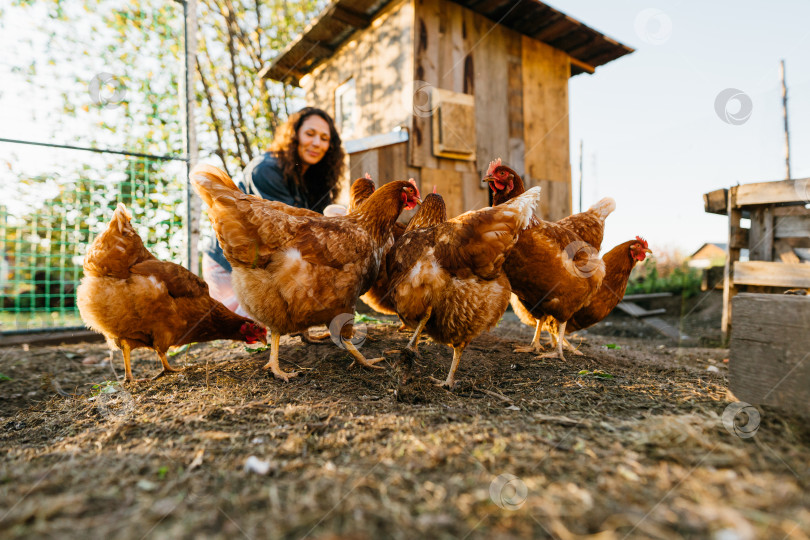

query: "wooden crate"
left=705, top=178, right=810, bottom=341
left=729, top=293, right=810, bottom=418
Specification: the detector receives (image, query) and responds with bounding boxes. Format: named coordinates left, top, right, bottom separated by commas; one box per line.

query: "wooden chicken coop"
left=261, top=0, right=632, bottom=221
left=705, top=178, right=810, bottom=417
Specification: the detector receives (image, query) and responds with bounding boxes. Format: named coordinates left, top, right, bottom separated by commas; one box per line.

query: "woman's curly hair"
left=269, top=107, right=345, bottom=213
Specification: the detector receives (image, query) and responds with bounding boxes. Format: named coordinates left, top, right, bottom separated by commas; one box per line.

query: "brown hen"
left=191, top=164, right=420, bottom=381
left=77, top=204, right=267, bottom=381
left=386, top=187, right=542, bottom=387
left=486, top=161, right=611, bottom=361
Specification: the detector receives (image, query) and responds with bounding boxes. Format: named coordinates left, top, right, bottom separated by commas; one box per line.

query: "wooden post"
left=780, top=59, right=791, bottom=180
left=721, top=186, right=741, bottom=343
left=181, top=0, right=200, bottom=274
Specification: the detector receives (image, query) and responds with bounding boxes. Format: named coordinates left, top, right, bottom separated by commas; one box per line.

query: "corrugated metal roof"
left=261, top=0, right=634, bottom=85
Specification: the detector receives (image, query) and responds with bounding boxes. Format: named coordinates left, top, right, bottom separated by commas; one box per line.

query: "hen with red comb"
left=191, top=164, right=420, bottom=381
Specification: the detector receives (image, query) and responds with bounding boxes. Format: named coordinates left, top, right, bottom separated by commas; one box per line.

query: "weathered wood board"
left=703, top=188, right=728, bottom=215
left=736, top=178, right=810, bottom=206
left=734, top=261, right=810, bottom=288
left=729, top=293, right=810, bottom=418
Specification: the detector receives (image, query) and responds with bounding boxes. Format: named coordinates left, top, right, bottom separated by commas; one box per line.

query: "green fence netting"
left=0, top=148, right=187, bottom=332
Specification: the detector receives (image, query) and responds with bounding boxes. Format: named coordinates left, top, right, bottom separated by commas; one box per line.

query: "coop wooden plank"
left=469, top=10, right=511, bottom=177
left=730, top=293, right=810, bottom=417
left=422, top=167, right=463, bottom=218
left=377, top=142, right=409, bottom=183
left=506, top=31, right=524, bottom=172
left=411, top=0, right=441, bottom=169
left=703, top=188, right=728, bottom=215
left=521, top=35, right=571, bottom=221
left=734, top=261, right=810, bottom=288
left=735, top=178, right=810, bottom=206
left=461, top=171, right=488, bottom=213
left=348, top=148, right=379, bottom=185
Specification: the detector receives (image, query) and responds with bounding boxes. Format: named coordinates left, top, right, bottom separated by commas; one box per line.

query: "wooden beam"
left=730, top=293, right=810, bottom=418
left=703, top=188, right=728, bottom=215
left=298, top=38, right=335, bottom=58
left=616, top=303, right=667, bottom=318
left=622, top=292, right=673, bottom=301
left=736, top=178, right=810, bottom=206
left=0, top=330, right=104, bottom=348
left=641, top=316, right=690, bottom=341
left=722, top=186, right=741, bottom=343
left=730, top=225, right=749, bottom=250
left=734, top=260, right=810, bottom=288
left=749, top=207, right=775, bottom=261
left=328, top=4, right=372, bottom=28
left=774, top=239, right=801, bottom=264
left=773, top=205, right=810, bottom=217
left=569, top=56, right=595, bottom=74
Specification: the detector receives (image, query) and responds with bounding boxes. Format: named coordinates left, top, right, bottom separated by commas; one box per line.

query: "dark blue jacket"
left=204, top=153, right=309, bottom=271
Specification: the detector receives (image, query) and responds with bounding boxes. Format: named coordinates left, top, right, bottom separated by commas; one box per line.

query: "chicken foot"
left=430, top=343, right=467, bottom=389
left=344, top=340, right=386, bottom=369
left=262, top=331, right=299, bottom=381
left=514, top=319, right=545, bottom=354
left=151, top=351, right=182, bottom=379
left=536, top=320, right=578, bottom=360
left=548, top=330, right=583, bottom=356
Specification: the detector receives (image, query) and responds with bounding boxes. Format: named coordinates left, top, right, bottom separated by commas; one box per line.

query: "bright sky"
left=548, top=0, right=810, bottom=256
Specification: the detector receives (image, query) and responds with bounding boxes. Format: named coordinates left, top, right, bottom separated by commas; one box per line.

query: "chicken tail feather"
left=189, top=164, right=240, bottom=208
left=588, top=197, right=616, bottom=221
left=502, top=186, right=543, bottom=230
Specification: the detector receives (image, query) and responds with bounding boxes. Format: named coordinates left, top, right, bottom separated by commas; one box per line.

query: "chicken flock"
left=77, top=159, right=651, bottom=388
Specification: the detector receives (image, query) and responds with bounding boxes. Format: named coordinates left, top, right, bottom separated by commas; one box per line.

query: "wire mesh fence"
left=0, top=144, right=188, bottom=332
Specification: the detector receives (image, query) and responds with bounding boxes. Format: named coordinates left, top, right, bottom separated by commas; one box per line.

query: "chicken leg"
left=406, top=307, right=432, bottom=355
left=344, top=340, right=386, bottom=369
left=546, top=320, right=583, bottom=356
left=121, top=341, right=134, bottom=382
left=514, top=319, right=545, bottom=354
left=536, top=320, right=573, bottom=361
left=431, top=343, right=466, bottom=388
left=262, top=331, right=299, bottom=381
left=152, top=351, right=182, bottom=379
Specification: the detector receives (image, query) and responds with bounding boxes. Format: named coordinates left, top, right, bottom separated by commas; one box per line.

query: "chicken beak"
left=644, top=248, right=653, bottom=254
left=414, top=196, right=422, bottom=205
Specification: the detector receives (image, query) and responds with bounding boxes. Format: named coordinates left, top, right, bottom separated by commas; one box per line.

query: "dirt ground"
left=1, top=290, right=809, bottom=539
